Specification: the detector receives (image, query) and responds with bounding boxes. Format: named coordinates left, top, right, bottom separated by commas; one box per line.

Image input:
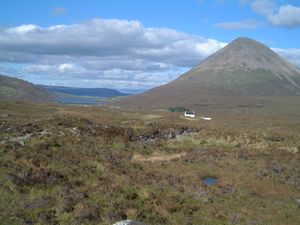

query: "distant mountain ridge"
left=0, top=74, right=52, bottom=102
left=40, top=85, right=129, bottom=98
left=0, top=75, right=129, bottom=104
left=114, top=37, right=300, bottom=109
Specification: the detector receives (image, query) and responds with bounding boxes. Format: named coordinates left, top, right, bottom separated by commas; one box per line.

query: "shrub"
left=168, top=106, right=189, bottom=112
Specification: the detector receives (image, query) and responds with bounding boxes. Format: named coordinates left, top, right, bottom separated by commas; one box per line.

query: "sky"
left=0, top=0, right=300, bottom=91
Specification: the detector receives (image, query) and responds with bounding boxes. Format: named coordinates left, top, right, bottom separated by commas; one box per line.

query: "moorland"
left=1, top=98, right=300, bottom=225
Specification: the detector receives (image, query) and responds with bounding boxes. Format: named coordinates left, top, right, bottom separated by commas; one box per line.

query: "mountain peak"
left=192, top=37, right=299, bottom=76
left=231, top=37, right=259, bottom=43
left=224, top=37, right=269, bottom=52
left=115, top=37, right=300, bottom=109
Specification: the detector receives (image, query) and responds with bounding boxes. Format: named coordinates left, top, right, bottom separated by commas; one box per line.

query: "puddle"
left=202, top=177, right=218, bottom=186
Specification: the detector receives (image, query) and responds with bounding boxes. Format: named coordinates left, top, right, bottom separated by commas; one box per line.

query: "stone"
left=113, top=220, right=147, bottom=225
left=271, top=164, right=283, bottom=174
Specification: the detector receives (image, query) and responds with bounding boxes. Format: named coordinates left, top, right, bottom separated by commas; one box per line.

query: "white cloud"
left=251, top=0, right=275, bottom=16
left=0, top=18, right=228, bottom=89
left=0, top=18, right=299, bottom=89
left=59, top=63, right=75, bottom=72
left=245, top=1, right=300, bottom=28
left=24, top=65, right=52, bottom=73
left=267, top=5, right=300, bottom=28
left=214, top=19, right=262, bottom=29
left=0, top=18, right=226, bottom=67
left=49, top=25, right=68, bottom=30
left=6, top=24, right=40, bottom=34
left=272, top=47, right=300, bottom=68
left=195, top=39, right=227, bottom=55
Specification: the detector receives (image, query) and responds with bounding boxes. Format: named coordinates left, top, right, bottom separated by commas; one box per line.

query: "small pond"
left=202, top=177, right=218, bottom=186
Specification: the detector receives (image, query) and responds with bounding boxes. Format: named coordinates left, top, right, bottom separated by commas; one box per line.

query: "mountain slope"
left=0, top=75, right=52, bottom=102
left=114, top=37, right=300, bottom=109
left=40, top=85, right=129, bottom=98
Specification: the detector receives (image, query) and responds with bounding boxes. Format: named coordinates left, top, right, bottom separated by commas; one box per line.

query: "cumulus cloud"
left=0, top=18, right=227, bottom=89
left=267, top=5, right=300, bottom=28
left=0, top=18, right=299, bottom=89
left=6, top=24, right=39, bottom=34
left=214, top=19, right=261, bottom=29
left=58, top=63, right=77, bottom=72
left=245, top=1, right=300, bottom=28
left=251, top=0, right=275, bottom=16
left=195, top=39, right=226, bottom=55
left=272, top=47, right=300, bottom=68
left=0, top=19, right=226, bottom=66
left=24, top=65, right=52, bottom=73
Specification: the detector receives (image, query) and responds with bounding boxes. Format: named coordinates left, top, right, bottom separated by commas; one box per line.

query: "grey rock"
left=271, top=164, right=283, bottom=174
left=113, top=220, right=147, bottom=225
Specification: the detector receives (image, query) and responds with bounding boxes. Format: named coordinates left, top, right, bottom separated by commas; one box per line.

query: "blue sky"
left=0, top=0, right=300, bottom=90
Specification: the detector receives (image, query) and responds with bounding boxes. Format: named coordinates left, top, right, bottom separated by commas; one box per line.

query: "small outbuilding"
left=200, top=116, right=212, bottom=121
left=184, top=111, right=195, bottom=118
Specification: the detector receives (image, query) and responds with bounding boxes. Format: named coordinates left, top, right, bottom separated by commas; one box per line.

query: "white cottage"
left=184, top=111, right=195, bottom=118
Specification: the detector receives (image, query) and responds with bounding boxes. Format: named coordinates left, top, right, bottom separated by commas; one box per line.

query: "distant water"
left=202, top=177, right=218, bottom=186
left=56, top=96, right=107, bottom=105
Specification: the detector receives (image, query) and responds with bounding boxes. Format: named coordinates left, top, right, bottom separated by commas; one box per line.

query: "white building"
left=200, top=116, right=212, bottom=121
left=184, top=111, right=195, bottom=118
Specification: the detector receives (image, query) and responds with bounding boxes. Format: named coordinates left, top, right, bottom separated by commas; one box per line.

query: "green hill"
left=0, top=75, right=52, bottom=102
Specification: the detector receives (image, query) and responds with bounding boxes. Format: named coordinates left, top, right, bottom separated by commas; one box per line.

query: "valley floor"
left=0, top=100, right=300, bottom=225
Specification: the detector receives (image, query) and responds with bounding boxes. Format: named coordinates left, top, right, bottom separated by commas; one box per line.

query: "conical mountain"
left=115, top=37, right=300, bottom=109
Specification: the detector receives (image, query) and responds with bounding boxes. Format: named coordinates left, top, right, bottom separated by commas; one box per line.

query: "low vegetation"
left=0, top=100, right=300, bottom=225
left=168, top=106, right=190, bottom=113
